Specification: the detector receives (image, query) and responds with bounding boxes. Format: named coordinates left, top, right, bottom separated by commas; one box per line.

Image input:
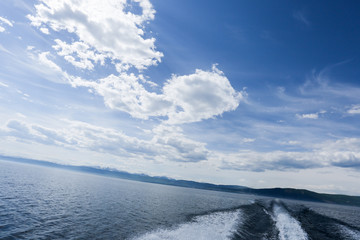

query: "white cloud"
left=39, top=27, right=49, bottom=34
left=300, top=64, right=360, bottom=101
left=70, top=73, right=173, bottom=119
left=0, top=81, right=9, bottom=88
left=219, top=138, right=360, bottom=172
left=0, top=16, right=13, bottom=27
left=53, top=39, right=107, bottom=70
left=38, top=52, right=63, bottom=73
left=163, top=65, right=243, bottom=124
left=296, top=110, right=327, bottom=120
left=348, top=105, right=360, bottom=114
left=71, top=65, right=243, bottom=124
left=296, top=113, right=318, bottom=119
left=151, top=124, right=209, bottom=162
left=28, top=49, right=242, bottom=125
left=28, top=50, right=73, bottom=84
left=26, top=1, right=243, bottom=125
left=0, top=16, right=13, bottom=32
left=28, top=0, right=163, bottom=72
left=0, top=119, right=209, bottom=163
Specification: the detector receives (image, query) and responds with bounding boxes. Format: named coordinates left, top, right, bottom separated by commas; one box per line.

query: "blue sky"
left=1, top=0, right=360, bottom=195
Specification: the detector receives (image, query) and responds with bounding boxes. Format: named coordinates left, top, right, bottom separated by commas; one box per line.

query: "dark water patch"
left=287, top=204, right=360, bottom=240
left=233, top=201, right=278, bottom=240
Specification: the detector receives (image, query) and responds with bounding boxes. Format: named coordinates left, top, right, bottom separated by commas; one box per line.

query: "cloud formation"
left=220, top=138, right=360, bottom=172
left=296, top=113, right=318, bottom=119
left=348, top=105, right=360, bottom=115
left=0, top=119, right=209, bottom=163
left=28, top=0, right=243, bottom=124
left=28, top=0, right=163, bottom=72
left=2, top=119, right=360, bottom=172
left=0, top=16, right=13, bottom=32
left=69, top=65, right=243, bottom=124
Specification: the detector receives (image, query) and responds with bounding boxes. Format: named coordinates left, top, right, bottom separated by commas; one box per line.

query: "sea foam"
left=134, top=209, right=241, bottom=240
left=272, top=204, right=308, bottom=240
left=338, top=224, right=360, bottom=240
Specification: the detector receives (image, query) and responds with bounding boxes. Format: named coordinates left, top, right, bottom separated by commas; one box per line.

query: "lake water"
left=1, top=160, right=360, bottom=240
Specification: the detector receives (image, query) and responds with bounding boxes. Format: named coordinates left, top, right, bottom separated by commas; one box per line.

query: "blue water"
left=1, top=160, right=360, bottom=240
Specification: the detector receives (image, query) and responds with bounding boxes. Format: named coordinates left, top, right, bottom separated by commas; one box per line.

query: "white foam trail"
left=272, top=204, right=308, bottom=240
left=133, top=210, right=241, bottom=240
left=338, top=224, right=360, bottom=240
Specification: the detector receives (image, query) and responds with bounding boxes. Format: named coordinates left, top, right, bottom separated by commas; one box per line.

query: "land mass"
left=1, top=155, right=359, bottom=207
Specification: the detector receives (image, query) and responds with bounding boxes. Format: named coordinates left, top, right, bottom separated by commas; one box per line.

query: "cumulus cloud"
left=28, top=0, right=162, bottom=72
left=70, top=73, right=173, bottom=119
left=0, top=16, right=13, bottom=32
left=27, top=1, right=243, bottom=124
left=71, top=65, right=243, bottom=124
left=163, top=65, right=243, bottom=124
left=53, top=39, right=106, bottom=70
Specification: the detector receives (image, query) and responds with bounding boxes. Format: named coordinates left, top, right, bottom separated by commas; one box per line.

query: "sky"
left=0, top=0, right=360, bottom=195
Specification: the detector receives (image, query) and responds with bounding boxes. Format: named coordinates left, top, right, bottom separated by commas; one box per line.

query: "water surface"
left=1, top=160, right=359, bottom=240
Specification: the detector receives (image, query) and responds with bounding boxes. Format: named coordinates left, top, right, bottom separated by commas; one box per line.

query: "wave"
left=133, top=209, right=242, bottom=240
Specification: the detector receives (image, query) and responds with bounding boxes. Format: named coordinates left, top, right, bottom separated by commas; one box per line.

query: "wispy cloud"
left=0, top=119, right=209, bottom=163
left=293, top=10, right=310, bottom=26
left=219, top=137, right=360, bottom=172
left=0, top=16, right=13, bottom=32
left=296, top=113, right=319, bottom=119
left=0, top=81, right=9, bottom=88
left=2, top=118, right=360, bottom=172
left=296, top=110, right=326, bottom=120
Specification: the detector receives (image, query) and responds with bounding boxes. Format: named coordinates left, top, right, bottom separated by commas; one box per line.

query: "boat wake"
left=133, top=200, right=360, bottom=240
left=272, top=202, right=308, bottom=240
left=133, top=209, right=241, bottom=240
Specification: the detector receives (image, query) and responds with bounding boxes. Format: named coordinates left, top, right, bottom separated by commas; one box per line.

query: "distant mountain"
left=1, top=155, right=360, bottom=207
